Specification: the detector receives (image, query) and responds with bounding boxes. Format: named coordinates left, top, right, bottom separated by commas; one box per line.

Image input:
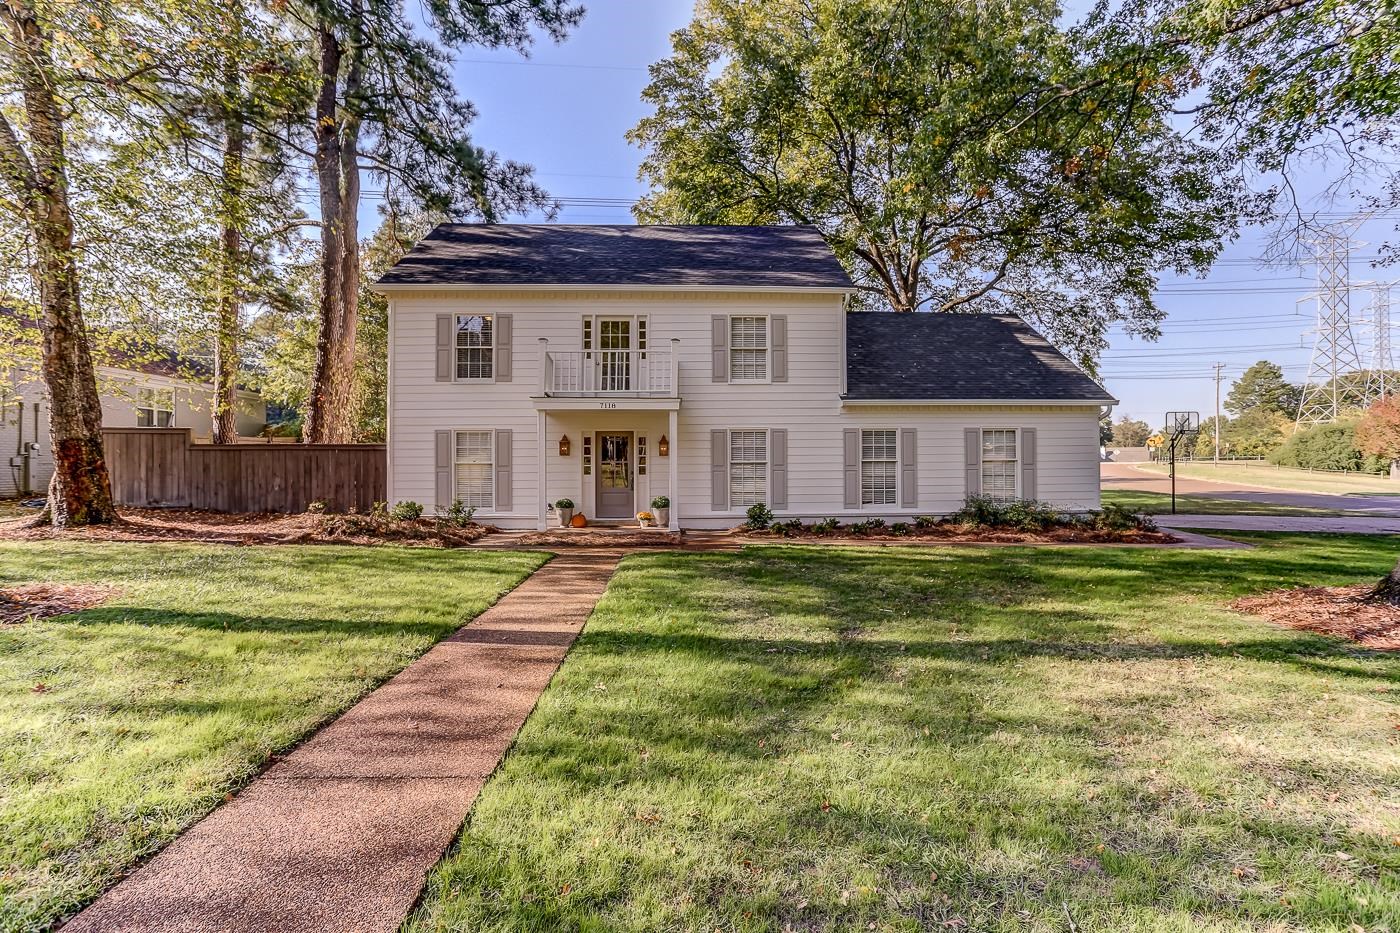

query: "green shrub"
left=389, top=500, right=424, bottom=522
left=437, top=499, right=476, bottom=527
left=745, top=502, right=774, bottom=530
left=914, top=515, right=938, bottom=529
left=1001, top=499, right=1060, bottom=531
left=950, top=495, right=1007, bottom=527
left=771, top=518, right=804, bottom=537
left=554, top=498, right=574, bottom=510
left=890, top=521, right=912, bottom=536
left=305, top=499, right=328, bottom=514
left=849, top=518, right=887, bottom=536
left=1091, top=503, right=1153, bottom=532
left=650, top=496, right=670, bottom=509
left=811, top=517, right=841, bottom=535
left=1269, top=419, right=1387, bottom=473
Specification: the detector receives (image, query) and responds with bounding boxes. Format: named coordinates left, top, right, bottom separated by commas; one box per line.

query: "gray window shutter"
left=435, top=315, right=453, bottom=382
left=842, top=428, right=859, bottom=509
left=434, top=430, right=452, bottom=506
left=771, top=316, right=788, bottom=382
left=770, top=428, right=788, bottom=509
left=899, top=428, right=917, bottom=509
left=1020, top=428, right=1037, bottom=502
left=710, top=429, right=729, bottom=510
left=964, top=428, right=981, bottom=498
left=711, top=316, right=728, bottom=382
left=494, top=429, right=513, bottom=511
left=494, top=314, right=512, bottom=382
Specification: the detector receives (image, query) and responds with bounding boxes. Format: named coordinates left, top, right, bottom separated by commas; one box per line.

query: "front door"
left=596, top=432, right=634, bottom=519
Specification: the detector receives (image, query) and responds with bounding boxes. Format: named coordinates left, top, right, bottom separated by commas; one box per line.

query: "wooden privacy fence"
left=103, top=428, right=386, bottom=513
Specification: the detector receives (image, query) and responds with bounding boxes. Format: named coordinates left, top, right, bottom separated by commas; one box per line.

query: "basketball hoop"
left=1162, top=411, right=1200, bottom=514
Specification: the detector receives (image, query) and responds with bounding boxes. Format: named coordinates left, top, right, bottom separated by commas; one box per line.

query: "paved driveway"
left=1101, top=463, right=1400, bottom=516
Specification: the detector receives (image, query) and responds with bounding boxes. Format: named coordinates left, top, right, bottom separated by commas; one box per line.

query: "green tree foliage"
left=1110, top=417, right=1152, bottom=447
left=629, top=0, right=1253, bottom=365
left=1269, top=420, right=1388, bottom=473
left=1224, top=409, right=1292, bottom=458
left=1225, top=361, right=1302, bottom=417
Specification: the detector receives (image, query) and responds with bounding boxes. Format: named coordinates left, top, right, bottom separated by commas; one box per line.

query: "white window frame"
left=135, top=387, right=175, bottom=428
left=859, top=428, right=899, bottom=507
left=728, top=315, right=771, bottom=384
left=452, top=429, right=495, bottom=511
left=727, top=427, right=770, bottom=509
left=454, top=314, right=494, bottom=382
left=980, top=427, right=1020, bottom=502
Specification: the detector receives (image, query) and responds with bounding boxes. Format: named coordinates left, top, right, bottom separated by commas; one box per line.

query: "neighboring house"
left=2, top=346, right=267, bottom=498
left=376, top=224, right=1116, bottom=530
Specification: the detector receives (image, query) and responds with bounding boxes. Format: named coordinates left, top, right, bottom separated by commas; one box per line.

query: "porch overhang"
left=530, top=396, right=682, bottom=412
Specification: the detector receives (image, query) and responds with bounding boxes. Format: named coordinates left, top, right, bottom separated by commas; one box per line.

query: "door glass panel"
left=598, top=320, right=632, bottom=390
left=600, top=435, right=631, bottom=489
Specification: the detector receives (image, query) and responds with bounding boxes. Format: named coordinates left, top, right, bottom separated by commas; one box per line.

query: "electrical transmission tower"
left=1296, top=227, right=1367, bottom=427
left=1366, top=283, right=1395, bottom=403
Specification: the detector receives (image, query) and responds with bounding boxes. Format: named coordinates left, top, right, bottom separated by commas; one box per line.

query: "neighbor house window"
left=454, top=430, right=494, bottom=509
left=455, top=314, right=493, bottom=380
left=981, top=429, right=1019, bottom=501
left=729, top=316, right=769, bottom=382
left=861, top=429, right=898, bottom=506
left=728, top=429, right=768, bottom=507
left=135, top=388, right=174, bottom=427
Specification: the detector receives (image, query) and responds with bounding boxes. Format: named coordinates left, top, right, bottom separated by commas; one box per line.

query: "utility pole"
left=1212, top=362, right=1226, bottom=465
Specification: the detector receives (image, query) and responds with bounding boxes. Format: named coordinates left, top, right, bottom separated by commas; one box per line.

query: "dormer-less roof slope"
left=845, top=312, right=1117, bottom=404
left=376, top=224, right=854, bottom=289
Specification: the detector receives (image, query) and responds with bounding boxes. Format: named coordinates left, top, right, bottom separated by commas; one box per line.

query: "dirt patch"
left=0, top=509, right=495, bottom=548
left=517, top=529, right=682, bottom=547
left=1232, top=584, right=1400, bottom=650
left=1, top=583, right=119, bottom=624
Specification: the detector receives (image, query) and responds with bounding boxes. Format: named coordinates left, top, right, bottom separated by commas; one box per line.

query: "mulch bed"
left=742, top=525, right=1177, bottom=545
left=1232, top=584, right=1400, bottom=651
left=517, top=529, right=683, bottom=547
left=1, top=583, right=119, bottom=624
left=0, top=509, right=495, bottom=548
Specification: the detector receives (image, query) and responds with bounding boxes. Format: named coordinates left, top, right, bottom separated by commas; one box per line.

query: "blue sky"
left=374, top=0, right=1397, bottom=429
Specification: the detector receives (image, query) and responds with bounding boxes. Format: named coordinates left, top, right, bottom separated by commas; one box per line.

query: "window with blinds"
left=455, top=315, right=493, bottom=380
left=981, top=429, right=1019, bottom=501
left=729, top=316, right=769, bottom=382
left=728, top=429, right=768, bottom=506
left=860, top=429, right=898, bottom=506
left=454, top=430, right=494, bottom=509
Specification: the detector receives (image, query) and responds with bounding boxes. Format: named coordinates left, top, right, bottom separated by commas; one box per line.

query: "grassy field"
left=1137, top=461, right=1400, bottom=497
left=0, top=541, right=546, bottom=933
left=1100, top=489, right=1343, bottom=516
left=410, top=537, right=1400, bottom=932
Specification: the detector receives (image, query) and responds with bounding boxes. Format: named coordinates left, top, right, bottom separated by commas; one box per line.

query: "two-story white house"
left=377, top=224, right=1116, bottom=530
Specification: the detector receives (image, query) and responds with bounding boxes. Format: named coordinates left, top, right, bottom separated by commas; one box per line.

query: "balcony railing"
left=539, top=346, right=678, bottom=397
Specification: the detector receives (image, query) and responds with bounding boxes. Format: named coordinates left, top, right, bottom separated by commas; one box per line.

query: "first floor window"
left=729, top=316, right=769, bottom=382
left=455, top=314, right=493, bottom=380
left=981, top=429, right=1019, bottom=501
left=729, top=429, right=768, bottom=507
left=861, top=429, right=897, bottom=506
left=136, top=388, right=174, bottom=427
left=454, top=430, right=494, bottom=509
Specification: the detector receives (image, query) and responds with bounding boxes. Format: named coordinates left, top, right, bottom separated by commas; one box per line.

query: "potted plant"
left=650, top=495, right=670, bottom=527
left=636, top=510, right=655, bottom=528
left=554, top=498, right=574, bottom=528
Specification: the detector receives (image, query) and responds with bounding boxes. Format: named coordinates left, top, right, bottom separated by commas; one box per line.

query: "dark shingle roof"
left=377, top=224, right=853, bottom=288
left=845, top=313, right=1116, bottom=403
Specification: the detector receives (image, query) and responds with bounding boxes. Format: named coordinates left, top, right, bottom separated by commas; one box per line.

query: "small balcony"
left=539, top=344, right=678, bottom=398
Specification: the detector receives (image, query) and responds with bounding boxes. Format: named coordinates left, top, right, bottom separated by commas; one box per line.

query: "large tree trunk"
left=212, top=111, right=245, bottom=445
left=303, top=14, right=363, bottom=445
left=1367, top=556, right=1400, bottom=606
left=0, top=0, right=115, bottom=526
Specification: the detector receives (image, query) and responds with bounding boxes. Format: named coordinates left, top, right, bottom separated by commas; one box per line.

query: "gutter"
left=840, top=397, right=1119, bottom=408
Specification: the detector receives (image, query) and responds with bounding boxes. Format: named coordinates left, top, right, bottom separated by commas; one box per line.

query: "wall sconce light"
left=559, top=434, right=571, bottom=456
left=658, top=434, right=669, bottom=457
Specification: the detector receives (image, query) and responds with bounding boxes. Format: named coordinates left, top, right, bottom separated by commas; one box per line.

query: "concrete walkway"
left=64, top=551, right=620, bottom=933
left=1157, top=514, right=1400, bottom=534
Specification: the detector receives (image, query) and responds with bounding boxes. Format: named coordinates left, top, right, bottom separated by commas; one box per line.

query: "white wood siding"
left=387, top=289, right=1102, bottom=527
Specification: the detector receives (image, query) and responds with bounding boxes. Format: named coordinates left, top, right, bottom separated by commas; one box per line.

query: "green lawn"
left=1137, top=461, right=1400, bottom=497
left=1100, top=488, right=1343, bottom=516
left=410, top=537, right=1400, bottom=932
left=0, top=541, right=547, bottom=933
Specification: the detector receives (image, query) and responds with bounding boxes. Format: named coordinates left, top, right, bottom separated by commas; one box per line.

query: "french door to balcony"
left=596, top=318, right=632, bottom=392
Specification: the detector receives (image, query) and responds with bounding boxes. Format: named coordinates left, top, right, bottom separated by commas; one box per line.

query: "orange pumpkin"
left=570, top=512, right=588, bottom=528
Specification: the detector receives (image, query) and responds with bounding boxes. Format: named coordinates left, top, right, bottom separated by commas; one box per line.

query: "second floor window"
left=456, top=314, right=493, bottom=380
left=136, top=388, right=174, bottom=427
left=729, top=316, right=768, bottom=382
